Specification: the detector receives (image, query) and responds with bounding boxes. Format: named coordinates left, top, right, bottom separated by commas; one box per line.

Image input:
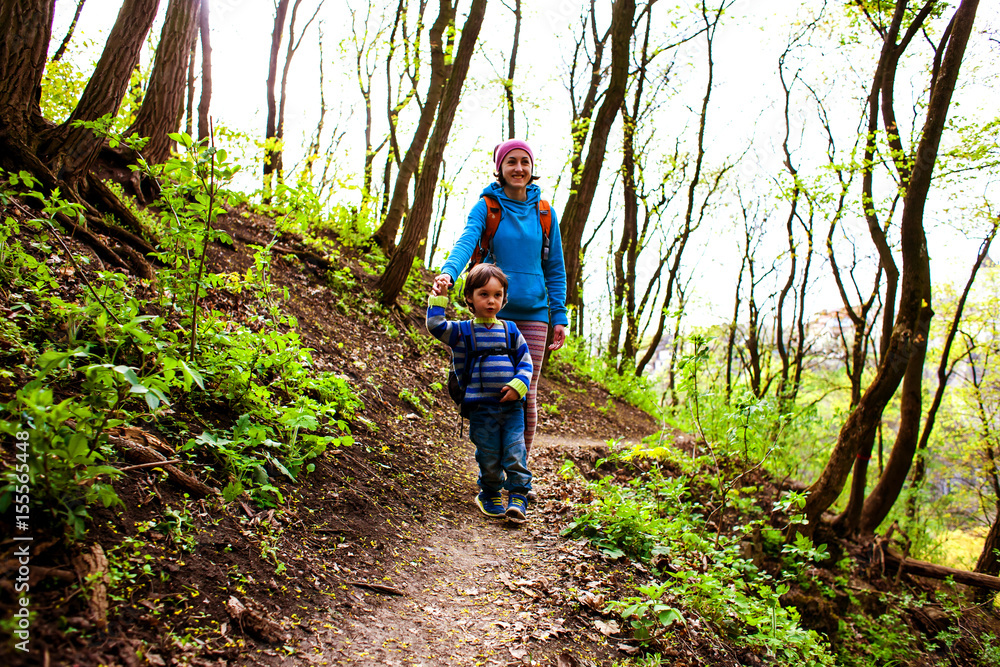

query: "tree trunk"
left=376, top=0, right=487, bottom=305
left=504, top=0, right=520, bottom=139
left=185, top=38, right=195, bottom=136
left=633, top=4, right=726, bottom=378
left=275, top=0, right=306, bottom=184
left=263, top=0, right=290, bottom=195
left=905, top=224, right=997, bottom=524
left=39, top=0, right=160, bottom=181
left=197, top=0, right=212, bottom=141
left=878, top=543, right=1000, bottom=591
left=559, top=0, right=634, bottom=323
left=369, top=0, right=454, bottom=254
left=0, top=0, right=56, bottom=152
left=612, top=7, right=651, bottom=371
left=976, top=515, right=1000, bottom=578
left=803, top=0, right=980, bottom=535
left=126, top=0, right=200, bottom=165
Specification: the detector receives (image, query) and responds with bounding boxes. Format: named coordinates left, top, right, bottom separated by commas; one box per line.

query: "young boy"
left=426, top=264, right=534, bottom=522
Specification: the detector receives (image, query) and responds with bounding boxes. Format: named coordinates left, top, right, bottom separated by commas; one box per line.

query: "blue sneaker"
left=475, top=492, right=505, bottom=518
left=505, top=493, right=528, bottom=523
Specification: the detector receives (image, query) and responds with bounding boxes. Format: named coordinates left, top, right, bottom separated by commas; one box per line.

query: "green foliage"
left=979, top=633, right=1000, bottom=667
left=1, top=373, right=123, bottom=541
left=551, top=336, right=662, bottom=417
left=838, top=601, right=923, bottom=667
left=0, top=136, right=369, bottom=539
left=564, top=442, right=835, bottom=665
left=608, top=582, right=684, bottom=642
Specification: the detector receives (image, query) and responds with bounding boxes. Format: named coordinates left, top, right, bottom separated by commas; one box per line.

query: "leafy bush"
left=550, top=336, right=662, bottom=417
left=564, top=442, right=835, bottom=665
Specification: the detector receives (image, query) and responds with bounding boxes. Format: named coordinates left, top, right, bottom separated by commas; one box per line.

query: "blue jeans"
left=468, top=402, right=532, bottom=494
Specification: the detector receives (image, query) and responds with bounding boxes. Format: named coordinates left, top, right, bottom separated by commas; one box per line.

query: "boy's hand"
left=500, top=386, right=519, bottom=402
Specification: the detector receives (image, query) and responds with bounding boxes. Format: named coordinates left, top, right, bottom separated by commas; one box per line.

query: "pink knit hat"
left=493, top=139, right=534, bottom=173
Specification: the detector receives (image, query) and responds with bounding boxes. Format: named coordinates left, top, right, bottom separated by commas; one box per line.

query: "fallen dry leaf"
left=509, top=646, right=528, bottom=660
left=577, top=590, right=605, bottom=610
left=595, top=619, right=620, bottom=636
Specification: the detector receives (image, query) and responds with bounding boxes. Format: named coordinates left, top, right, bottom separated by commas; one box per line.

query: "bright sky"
left=51, top=0, right=1000, bottom=335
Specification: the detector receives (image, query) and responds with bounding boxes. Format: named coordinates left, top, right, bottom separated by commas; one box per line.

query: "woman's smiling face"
left=500, top=149, right=532, bottom=188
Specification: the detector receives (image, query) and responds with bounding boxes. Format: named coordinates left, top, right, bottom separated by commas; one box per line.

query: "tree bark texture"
left=185, top=38, right=195, bottom=136
left=559, top=0, right=634, bottom=323
left=803, top=0, right=980, bottom=534
left=40, top=0, right=160, bottom=180
left=376, top=0, right=486, bottom=304
left=370, top=0, right=454, bottom=254
left=127, top=0, right=200, bottom=165
left=0, top=0, right=56, bottom=148
left=977, top=511, right=1000, bottom=577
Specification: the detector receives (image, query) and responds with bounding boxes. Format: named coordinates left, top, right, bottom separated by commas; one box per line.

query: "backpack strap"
left=457, top=320, right=478, bottom=391
left=471, top=195, right=503, bottom=268
left=538, top=200, right=552, bottom=262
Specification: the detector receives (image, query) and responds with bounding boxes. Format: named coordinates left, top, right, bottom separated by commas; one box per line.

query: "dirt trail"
left=260, top=434, right=628, bottom=667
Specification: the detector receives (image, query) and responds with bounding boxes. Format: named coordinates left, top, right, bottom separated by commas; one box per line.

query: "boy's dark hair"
left=464, top=263, right=508, bottom=312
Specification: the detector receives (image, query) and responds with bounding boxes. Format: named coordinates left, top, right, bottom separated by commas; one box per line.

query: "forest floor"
left=4, top=203, right=1000, bottom=666
left=1, top=205, right=678, bottom=667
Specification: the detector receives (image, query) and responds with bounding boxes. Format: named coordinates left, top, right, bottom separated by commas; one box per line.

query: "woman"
left=433, top=138, right=568, bottom=459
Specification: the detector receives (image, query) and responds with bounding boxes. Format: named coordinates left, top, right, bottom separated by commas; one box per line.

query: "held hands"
left=431, top=274, right=453, bottom=296
left=500, top=385, right=519, bottom=403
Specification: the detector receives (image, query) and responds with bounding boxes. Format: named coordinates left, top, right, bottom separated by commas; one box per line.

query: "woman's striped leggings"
left=513, top=320, right=549, bottom=455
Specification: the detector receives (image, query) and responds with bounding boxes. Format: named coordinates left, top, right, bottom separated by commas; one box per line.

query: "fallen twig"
left=349, top=581, right=406, bottom=596
left=118, top=459, right=183, bottom=473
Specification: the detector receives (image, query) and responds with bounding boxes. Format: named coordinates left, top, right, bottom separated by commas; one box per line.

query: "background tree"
left=376, top=0, right=487, bottom=305
left=197, top=0, right=212, bottom=141
left=633, top=1, right=731, bottom=378
left=347, top=2, right=389, bottom=214
left=803, top=0, right=981, bottom=535
left=369, top=0, right=454, bottom=254
left=379, top=0, right=427, bottom=222
left=126, top=0, right=200, bottom=165
left=558, top=0, right=634, bottom=333
left=263, top=0, right=291, bottom=196
left=502, top=0, right=520, bottom=139
left=51, top=0, right=87, bottom=62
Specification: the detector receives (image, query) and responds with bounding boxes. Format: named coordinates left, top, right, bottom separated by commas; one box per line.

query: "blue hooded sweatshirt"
left=440, top=182, right=569, bottom=327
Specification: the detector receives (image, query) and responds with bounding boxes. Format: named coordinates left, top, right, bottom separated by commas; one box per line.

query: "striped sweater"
left=426, top=295, right=533, bottom=405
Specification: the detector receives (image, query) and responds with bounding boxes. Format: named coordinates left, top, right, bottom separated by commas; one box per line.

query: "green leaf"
left=222, top=480, right=244, bottom=503
left=179, top=359, right=205, bottom=390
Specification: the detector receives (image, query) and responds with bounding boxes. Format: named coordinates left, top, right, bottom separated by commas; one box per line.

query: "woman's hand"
left=433, top=274, right=453, bottom=295
left=548, top=324, right=567, bottom=351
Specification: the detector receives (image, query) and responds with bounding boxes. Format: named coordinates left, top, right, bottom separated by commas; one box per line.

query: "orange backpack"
left=469, top=194, right=552, bottom=269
